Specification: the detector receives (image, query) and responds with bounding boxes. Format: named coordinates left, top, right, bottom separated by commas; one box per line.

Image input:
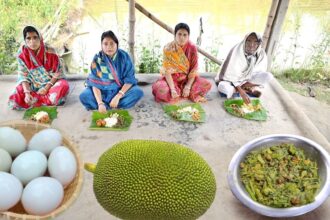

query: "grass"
left=271, top=13, right=330, bottom=105
left=273, top=68, right=330, bottom=86
left=276, top=76, right=330, bottom=105
left=273, top=67, right=330, bottom=105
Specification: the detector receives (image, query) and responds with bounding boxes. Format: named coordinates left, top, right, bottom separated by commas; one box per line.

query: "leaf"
left=89, top=110, right=133, bottom=131
left=224, top=99, right=267, bottom=121
left=163, top=103, right=206, bottom=123
left=23, top=106, right=58, bottom=124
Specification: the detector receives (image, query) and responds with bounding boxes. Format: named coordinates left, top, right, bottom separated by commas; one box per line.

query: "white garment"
left=217, top=81, right=236, bottom=98
left=218, top=72, right=273, bottom=98
left=215, top=32, right=268, bottom=87
left=249, top=71, right=273, bottom=85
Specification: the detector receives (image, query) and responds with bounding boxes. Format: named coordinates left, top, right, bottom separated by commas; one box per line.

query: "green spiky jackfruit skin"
left=93, top=140, right=216, bottom=220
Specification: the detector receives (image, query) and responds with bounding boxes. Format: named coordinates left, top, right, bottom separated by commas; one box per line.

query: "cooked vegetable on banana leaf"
left=224, top=99, right=267, bottom=121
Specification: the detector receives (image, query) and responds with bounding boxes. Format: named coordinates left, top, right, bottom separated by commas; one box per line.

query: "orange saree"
left=152, top=41, right=211, bottom=103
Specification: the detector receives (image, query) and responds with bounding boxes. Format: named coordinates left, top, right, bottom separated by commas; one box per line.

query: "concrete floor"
left=1, top=75, right=330, bottom=220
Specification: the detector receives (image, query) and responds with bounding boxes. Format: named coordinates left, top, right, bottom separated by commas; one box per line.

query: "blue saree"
left=80, top=49, right=143, bottom=110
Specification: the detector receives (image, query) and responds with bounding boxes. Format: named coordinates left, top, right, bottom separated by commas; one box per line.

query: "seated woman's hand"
left=24, top=93, right=32, bottom=105
left=98, top=103, right=107, bottom=114
left=110, top=94, right=121, bottom=109
left=37, top=87, right=48, bottom=95
left=182, top=86, right=191, bottom=98
left=171, top=89, right=179, bottom=99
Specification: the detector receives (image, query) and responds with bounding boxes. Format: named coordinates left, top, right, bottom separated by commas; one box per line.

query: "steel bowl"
left=227, top=134, right=330, bottom=217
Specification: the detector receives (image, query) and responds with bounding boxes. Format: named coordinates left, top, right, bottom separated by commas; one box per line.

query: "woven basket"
left=0, top=120, right=83, bottom=220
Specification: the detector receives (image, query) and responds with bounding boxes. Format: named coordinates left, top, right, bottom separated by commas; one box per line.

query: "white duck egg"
left=11, top=150, right=47, bottom=185
left=0, top=148, right=12, bottom=172
left=0, top=126, right=26, bottom=157
left=22, top=177, right=64, bottom=215
left=0, top=172, right=23, bottom=211
left=28, top=128, right=62, bottom=156
left=48, top=146, right=77, bottom=187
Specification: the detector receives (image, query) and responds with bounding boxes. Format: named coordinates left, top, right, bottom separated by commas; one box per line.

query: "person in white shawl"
left=215, top=32, right=273, bottom=104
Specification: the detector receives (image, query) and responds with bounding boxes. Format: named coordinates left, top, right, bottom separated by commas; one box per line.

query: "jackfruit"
left=85, top=140, right=216, bottom=220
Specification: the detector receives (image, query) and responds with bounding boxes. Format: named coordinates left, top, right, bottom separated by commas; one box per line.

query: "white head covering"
left=215, top=32, right=268, bottom=87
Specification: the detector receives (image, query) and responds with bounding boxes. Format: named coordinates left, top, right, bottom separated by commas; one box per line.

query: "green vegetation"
left=136, top=38, right=162, bottom=73
left=274, top=68, right=329, bottom=86
left=272, top=13, right=330, bottom=103
left=203, top=37, right=222, bottom=73
left=276, top=79, right=330, bottom=104
left=309, top=24, right=330, bottom=71
left=0, top=0, right=71, bottom=74
left=135, top=36, right=222, bottom=74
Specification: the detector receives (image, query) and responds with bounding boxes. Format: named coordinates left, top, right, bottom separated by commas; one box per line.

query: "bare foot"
left=244, top=86, right=262, bottom=97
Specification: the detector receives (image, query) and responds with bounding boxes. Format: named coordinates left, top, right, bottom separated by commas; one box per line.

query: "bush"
left=136, top=39, right=162, bottom=73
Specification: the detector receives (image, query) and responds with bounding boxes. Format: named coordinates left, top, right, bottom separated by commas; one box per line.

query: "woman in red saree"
left=8, top=26, right=69, bottom=110
left=152, top=23, right=211, bottom=103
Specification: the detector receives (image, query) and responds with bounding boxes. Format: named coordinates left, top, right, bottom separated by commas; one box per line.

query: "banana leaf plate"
left=89, top=109, right=133, bottom=131
left=23, top=106, right=58, bottom=124
left=224, top=99, right=267, bottom=121
left=163, top=103, right=206, bottom=123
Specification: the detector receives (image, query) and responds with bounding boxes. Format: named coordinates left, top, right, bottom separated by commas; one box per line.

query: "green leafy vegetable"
left=240, top=144, right=320, bottom=208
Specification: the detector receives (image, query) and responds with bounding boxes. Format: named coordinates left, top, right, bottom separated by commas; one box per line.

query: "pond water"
left=68, top=0, right=330, bottom=73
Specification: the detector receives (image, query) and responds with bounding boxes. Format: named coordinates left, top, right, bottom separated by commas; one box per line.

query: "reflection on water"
left=69, top=0, right=330, bottom=73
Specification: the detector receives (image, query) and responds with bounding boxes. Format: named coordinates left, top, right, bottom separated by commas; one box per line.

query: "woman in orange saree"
left=152, top=23, right=211, bottom=103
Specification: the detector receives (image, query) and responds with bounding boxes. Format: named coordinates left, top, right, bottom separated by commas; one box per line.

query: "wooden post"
left=262, top=0, right=290, bottom=70
left=196, top=17, right=204, bottom=46
left=262, top=0, right=279, bottom=49
left=127, top=0, right=222, bottom=66
left=128, top=0, right=136, bottom=65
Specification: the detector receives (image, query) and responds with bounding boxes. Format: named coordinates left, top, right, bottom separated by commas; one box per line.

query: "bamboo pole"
left=262, top=0, right=279, bottom=50
left=127, top=0, right=222, bottom=66
left=41, top=0, right=67, bottom=42
left=128, top=0, right=136, bottom=64
left=262, top=0, right=290, bottom=70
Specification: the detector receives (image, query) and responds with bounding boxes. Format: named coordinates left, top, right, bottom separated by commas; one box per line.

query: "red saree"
left=8, top=28, right=69, bottom=110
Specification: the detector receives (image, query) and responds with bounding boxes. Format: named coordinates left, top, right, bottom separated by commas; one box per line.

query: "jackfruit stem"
left=84, top=163, right=96, bottom=174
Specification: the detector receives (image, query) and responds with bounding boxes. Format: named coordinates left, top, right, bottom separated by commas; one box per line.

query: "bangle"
left=118, top=90, right=125, bottom=96
left=98, top=102, right=105, bottom=106
left=47, top=82, right=54, bottom=86
left=24, top=90, right=30, bottom=94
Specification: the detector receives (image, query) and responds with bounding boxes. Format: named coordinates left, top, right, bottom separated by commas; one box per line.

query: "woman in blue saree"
left=80, top=31, right=143, bottom=113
